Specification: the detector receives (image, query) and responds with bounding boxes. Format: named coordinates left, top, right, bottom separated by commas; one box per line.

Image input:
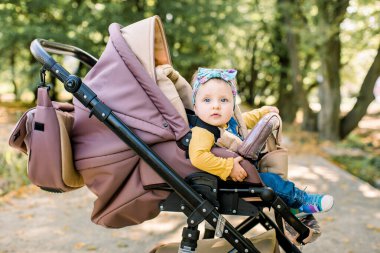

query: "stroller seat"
left=23, top=15, right=313, bottom=252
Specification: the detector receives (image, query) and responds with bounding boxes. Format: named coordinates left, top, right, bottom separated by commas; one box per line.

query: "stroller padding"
left=156, top=64, right=191, bottom=124
left=121, top=15, right=171, bottom=82
left=122, top=15, right=193, bottom=125
left=150, top=229, right=279, bottom=253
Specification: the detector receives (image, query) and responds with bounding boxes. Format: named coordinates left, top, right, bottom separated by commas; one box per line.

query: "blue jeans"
left=259, top=172, right=306, bottom=208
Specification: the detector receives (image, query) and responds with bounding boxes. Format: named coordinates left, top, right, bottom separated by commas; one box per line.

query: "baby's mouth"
left=211, top=113, right=221, bottom=117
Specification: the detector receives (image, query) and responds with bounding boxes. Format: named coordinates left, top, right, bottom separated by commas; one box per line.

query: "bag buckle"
left=38, top=67, right=52, bottom=92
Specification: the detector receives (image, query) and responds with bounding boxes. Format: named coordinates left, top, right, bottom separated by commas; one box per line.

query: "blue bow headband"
left=192, top=68, right=238, bottom=105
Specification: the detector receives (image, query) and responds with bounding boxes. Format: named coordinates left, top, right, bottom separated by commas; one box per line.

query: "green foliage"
left=337, top=131, right=378, bottom=152
left=332, top=130, right=380, bottom=188
left=339, top=133, right=368, bottom=150
left=0, top=148, right=29, bottom=195
left=332, top=155, right=380, bottom=188
left=0, top=0, right=378, bottom=137
left=157, top=0, right=245, bottom=80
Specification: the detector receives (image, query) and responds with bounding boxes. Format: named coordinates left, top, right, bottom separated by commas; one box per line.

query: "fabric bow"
left=192, top=68, right=238, bottom=105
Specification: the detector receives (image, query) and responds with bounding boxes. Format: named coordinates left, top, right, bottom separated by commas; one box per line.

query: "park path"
left=0, top=153, right=379, bottom=253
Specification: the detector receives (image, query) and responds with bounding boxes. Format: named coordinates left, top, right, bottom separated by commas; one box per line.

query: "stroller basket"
left=28, top=18, right=309, bottom=253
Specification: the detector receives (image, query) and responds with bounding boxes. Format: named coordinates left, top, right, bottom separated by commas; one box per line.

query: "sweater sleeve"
left=189, top=127, right=234, bottom=181
left=242, top=107, right=270, bottom=129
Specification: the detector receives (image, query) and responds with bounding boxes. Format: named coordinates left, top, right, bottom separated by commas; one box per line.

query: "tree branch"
left=340, top=42, right=380, bottom=139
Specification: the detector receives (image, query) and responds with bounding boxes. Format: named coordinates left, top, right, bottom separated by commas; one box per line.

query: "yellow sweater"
left=189, top=108, right=269, bottom=180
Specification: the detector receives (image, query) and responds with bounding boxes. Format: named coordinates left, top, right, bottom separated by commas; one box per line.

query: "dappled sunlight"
left=288, top=163, right=339, bottom=193
left=290, top=156, right=380, bottom=202
left=137, top=214, right=185, bottom=233
left=288, top=165, right=319, bottom=180
left=358, top=184, right=380, bottom=198
left=310, top=165, right=340, bottom=183
left=158, top=222, right=186, bottom=243
left=111, top=212, right=185, bottom=242
left=17, top=226, right=54, bottom=240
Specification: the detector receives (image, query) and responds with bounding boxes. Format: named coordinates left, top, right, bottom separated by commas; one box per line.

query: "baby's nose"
left=212, top=101, right=221, bottom=109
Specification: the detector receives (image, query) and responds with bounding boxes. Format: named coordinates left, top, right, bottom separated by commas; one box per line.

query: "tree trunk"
left=285, top=18, right=317, bottom=130
left=340, top=44, right=380, bottom=139
left=274, top=0, right=297, bottom=123
left=10, top=49, right=19, bottom=101
left=318, top=32, right=342, bottom=140
left=278, top=0, right=316, bottom=128
left=316, top=0, right=349, bottom=140
left=247, top=40, right=258, bottom=105
left=277, top=74, right=298, bottom=123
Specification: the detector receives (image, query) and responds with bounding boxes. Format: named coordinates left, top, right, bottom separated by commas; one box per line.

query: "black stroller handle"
left=30, top=39, right=97, bottom=68
left=30, top=39, right=95, bottom=94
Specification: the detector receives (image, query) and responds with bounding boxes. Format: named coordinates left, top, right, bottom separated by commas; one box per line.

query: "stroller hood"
left=70, top=18, right=193, bottom=228
left=121, top=15, right=172, bottom=82
left=73, top=21, right=189, bottom=166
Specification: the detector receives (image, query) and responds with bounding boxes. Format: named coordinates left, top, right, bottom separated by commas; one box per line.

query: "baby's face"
left=194, top=79, right=234, bottom=127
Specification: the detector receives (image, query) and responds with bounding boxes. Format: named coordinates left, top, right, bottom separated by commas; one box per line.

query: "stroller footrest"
left=271, top=196, right=310, bottom=243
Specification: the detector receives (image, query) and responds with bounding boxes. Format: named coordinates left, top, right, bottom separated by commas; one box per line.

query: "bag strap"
left=37, top=86, right=53, bottom=107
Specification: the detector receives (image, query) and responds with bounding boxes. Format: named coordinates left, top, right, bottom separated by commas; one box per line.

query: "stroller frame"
left=30, top=39, right=308, bottom=253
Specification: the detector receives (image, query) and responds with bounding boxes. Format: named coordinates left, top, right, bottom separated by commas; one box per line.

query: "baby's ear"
left=193, top=105, right=197, bottom=114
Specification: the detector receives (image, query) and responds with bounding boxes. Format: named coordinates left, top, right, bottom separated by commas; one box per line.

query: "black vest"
left=177, top=110, right=220, bottom=157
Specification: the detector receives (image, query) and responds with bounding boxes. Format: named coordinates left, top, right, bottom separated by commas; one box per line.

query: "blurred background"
left=0, top=0, right=379, bottom=198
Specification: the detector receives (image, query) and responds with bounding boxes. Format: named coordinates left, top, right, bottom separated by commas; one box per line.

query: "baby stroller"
left=10, top=16, right=313, bottom=252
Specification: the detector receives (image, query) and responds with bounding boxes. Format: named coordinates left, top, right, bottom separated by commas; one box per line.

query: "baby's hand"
left=262, top=106, right=279, bottom=114
left=229, top=156, right=248, bottom=182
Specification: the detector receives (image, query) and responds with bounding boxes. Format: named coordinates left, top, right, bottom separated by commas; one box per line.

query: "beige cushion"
left=156, top=65, right=189, bottom=124
left=216, top=129, right=243, bottom=152
left=160, top=64, right=193, bottom=110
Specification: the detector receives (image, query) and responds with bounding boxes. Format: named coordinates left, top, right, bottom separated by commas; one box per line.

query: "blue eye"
left=221, top=98, right=229, bottom=103
left=203, top=98, right=211, bottom=103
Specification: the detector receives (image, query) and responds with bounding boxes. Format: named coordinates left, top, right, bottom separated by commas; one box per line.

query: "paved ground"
left=0, top=153, right=379, bottom=253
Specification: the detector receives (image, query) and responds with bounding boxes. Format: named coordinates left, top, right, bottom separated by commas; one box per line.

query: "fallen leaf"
left=74, top=242, right=86, bottom=249
left=86, top=245, right=97, bottom=251
left=366, top=224, right=380, bottom=233
left=117, top=241, right=128, bottom=248
left=321, top=216, right=335, bottom=222
left=19, top=214, right=34, bottom=220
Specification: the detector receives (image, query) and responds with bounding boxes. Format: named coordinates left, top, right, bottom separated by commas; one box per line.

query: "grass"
left=0, top=104, right=30, bottom=196
left=0, top=148, right=29, bottom=196
left=332, top=155, right=380, bottom=187
left=331, top=130, right=380, bottom=188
